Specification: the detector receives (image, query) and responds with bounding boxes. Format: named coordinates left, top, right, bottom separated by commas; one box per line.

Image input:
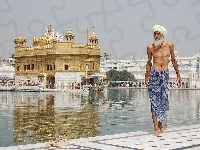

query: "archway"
left=47, top=75, right=55, bottom=88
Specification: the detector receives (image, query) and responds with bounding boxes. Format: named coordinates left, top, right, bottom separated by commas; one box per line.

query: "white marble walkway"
left=1, top=124, right=200, bottom=150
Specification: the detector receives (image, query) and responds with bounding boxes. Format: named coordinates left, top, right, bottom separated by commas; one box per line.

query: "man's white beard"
left=153, top=38, right=164, bottom=48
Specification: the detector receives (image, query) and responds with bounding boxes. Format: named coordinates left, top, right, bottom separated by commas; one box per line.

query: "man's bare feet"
left=153, top=128, right=160, bottom=136
left=158, top=122, right=166, bottom=133
left=160, top=128, right=166, bottom=133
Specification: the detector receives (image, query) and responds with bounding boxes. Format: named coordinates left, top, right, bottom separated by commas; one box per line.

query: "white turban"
left=152, top=25, right=167, bottom=38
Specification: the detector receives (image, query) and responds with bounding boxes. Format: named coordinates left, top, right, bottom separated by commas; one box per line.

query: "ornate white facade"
left=100, top=52, right=200, bottom=88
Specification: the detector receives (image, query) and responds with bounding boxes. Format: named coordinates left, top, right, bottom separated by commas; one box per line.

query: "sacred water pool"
left=0, top=89, right=199, bottom=147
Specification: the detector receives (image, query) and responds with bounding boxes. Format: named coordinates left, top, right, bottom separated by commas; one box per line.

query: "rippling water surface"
left=0, top=89, right=200, bottom=146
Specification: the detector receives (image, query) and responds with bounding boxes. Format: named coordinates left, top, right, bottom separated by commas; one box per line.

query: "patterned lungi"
left=148, top=68, right=169, bottom=122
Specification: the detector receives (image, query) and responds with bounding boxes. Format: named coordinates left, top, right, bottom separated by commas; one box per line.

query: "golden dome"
left=89, top=29, right=98, bottom=41
left=13, top=33, right=27, bottom=45
left=65, top=26, right=74, bottom=39
left=33, top=25, right=56, bottom=45
left=89, top=27, right=98, bottom=44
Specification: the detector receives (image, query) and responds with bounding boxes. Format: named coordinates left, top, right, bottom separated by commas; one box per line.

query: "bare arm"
left=145, top=45, right=152, bottom=85
left=169, top=43, right=180, bottom=78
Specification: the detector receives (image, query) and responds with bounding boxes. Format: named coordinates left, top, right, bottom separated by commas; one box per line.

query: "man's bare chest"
left=152, top=47, right=170, bottom=58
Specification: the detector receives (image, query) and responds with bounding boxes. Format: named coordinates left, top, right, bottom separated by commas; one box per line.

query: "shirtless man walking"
left=145, top=25, right=181, bottom=136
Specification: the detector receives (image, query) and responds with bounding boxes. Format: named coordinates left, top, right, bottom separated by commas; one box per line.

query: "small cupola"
left=13, top=32, right=27, bottom=47
left=65, top=24, right=75, bottom=41
left=89, top=27, right=98, bottom=44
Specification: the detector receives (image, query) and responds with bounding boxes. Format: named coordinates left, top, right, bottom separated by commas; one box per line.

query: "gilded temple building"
left=13, top=25, right=101, bottom=88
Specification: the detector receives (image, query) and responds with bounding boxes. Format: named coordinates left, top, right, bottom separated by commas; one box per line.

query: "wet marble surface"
left=1, top=124, right=200, bottom=150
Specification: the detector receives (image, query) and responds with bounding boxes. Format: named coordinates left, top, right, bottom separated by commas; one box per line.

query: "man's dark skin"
left=145, top=31, right=181, bottom=136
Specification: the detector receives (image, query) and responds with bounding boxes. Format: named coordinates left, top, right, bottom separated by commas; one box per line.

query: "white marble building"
left=0, top=58, right=15, bottom=85
left=100, top=52, right=200, bottom=88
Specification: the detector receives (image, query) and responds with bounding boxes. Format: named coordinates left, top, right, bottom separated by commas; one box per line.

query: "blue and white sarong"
left=148, top=68, right=169, bottom=122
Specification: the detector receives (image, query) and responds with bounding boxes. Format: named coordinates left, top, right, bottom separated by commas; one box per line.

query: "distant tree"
left=106, top=69, right=137, bottom=81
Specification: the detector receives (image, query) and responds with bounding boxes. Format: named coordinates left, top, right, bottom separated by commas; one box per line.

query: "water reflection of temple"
left=12, top=92, right=107, bottom=144
left=13, top=93, right=55, bottom=143
left=53, top=101, right=100, bottom=139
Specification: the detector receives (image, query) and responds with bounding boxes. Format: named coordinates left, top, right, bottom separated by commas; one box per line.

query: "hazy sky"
left=1, top=0, right=200, bottom=59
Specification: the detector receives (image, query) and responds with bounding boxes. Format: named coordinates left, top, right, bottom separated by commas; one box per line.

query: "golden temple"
left=13, top=25, right=101, bottom=86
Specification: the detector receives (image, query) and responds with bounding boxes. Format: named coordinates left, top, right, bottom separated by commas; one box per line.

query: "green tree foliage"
left=106, top=69, right=137, bottom=81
